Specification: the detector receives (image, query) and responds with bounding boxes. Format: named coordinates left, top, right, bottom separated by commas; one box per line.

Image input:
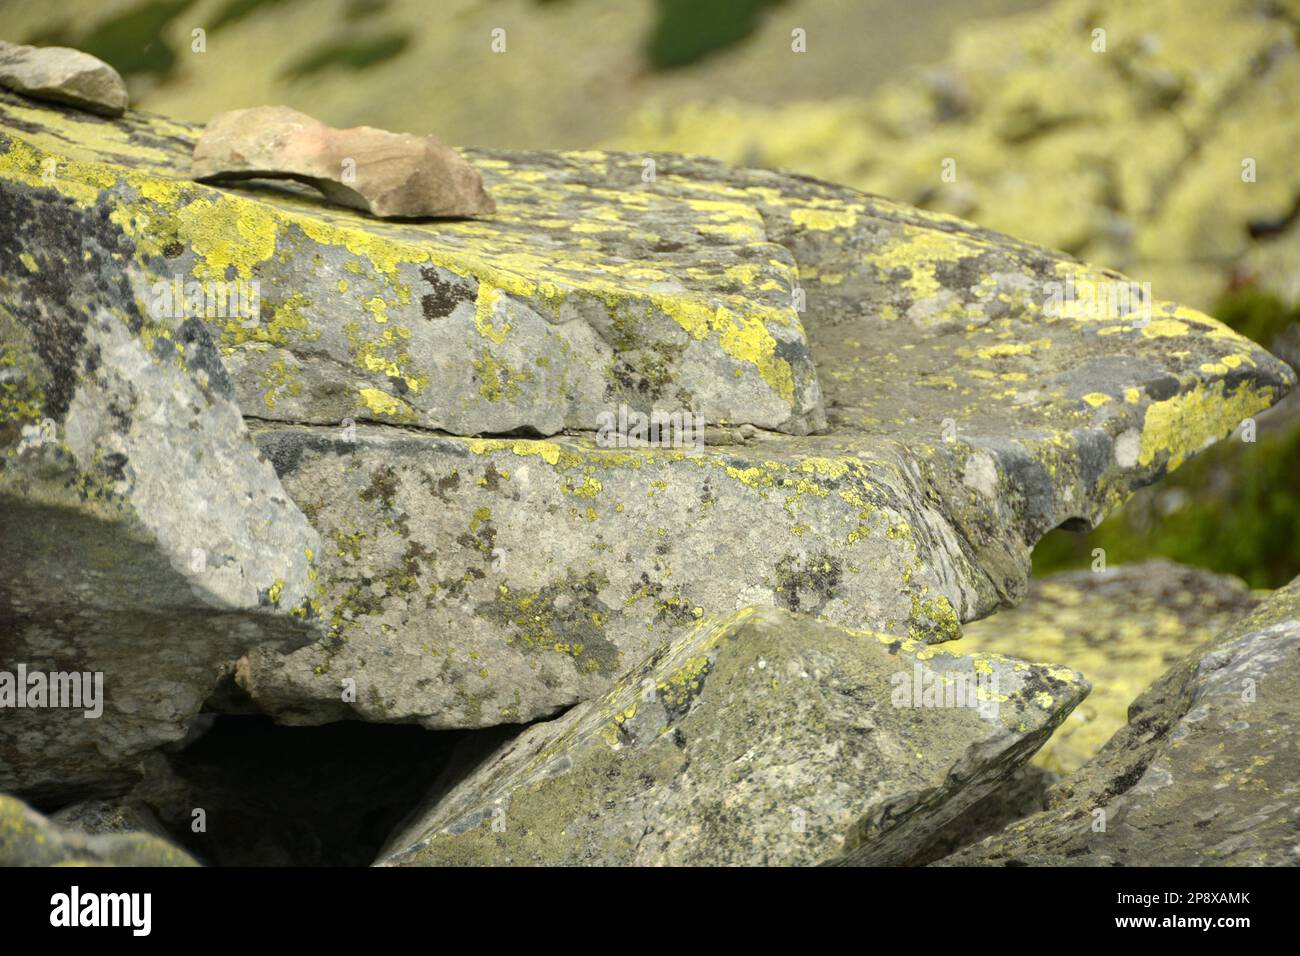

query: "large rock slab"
left=0, top=40, right=127, bottom=116
left=956, top=561, right=1261, bottom=773
left=192, top=105, right=496, bottom=219
left=378, top=606, right=1088, bottom=866
left=0, top=92, right=1292, bottom=736
left=0, top=91, right=823, bottom=437
left=939, top=573, right=1300, bottom=866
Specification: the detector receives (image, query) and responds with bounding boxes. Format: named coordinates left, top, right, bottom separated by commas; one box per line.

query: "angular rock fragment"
left=0, top=168, right=320, bottom=800
left=192, top=105, right=496, bottom=219
left=378, top=606, right=1088, bottom=866
left=957, top=561, right=1261, bottom=773
left=0, top=41, right=127, bottom=117
left=939, top=573, right=1300, bottom=866
left=0, top=794, right=197, bottom=866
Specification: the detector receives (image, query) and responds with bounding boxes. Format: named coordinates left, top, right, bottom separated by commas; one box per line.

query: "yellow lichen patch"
left=474, top=285, right=510, bottom=344
left=174, top=195, right=280, bottom=281
left=790, top=206, right=859, bottom=231
left=1138, top=380, right=1277, bottom=470
left=1082, top=392, right=1112, bottom=408
left=976, top=342, right=1033, bottom=359
left=358, top=386, right=414, bottom=421
left=1140, top=318, right=1190, bottom=338
left=867, top=226, right=992, bottom=303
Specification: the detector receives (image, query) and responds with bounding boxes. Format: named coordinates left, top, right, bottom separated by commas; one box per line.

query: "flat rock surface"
left=939, top=573, right=1300, bottom=866
left=379, top=606, right=1088, bottom=866
left=192, top=105, right=496, bottom=219
left=1, top=91, right=1292, bottom=738
left=0, top=92, right=824, bottom=437
left=0, top=40, right=127, bottom=116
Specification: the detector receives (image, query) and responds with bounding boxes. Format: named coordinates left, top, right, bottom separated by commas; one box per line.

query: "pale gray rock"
left=0, top=41, right=127, bottom=116
left=0, top=179, right=320, bottom=801
left=0, top=793, right=197, bottom=866
left=0, top=88, right=1293, bottom=749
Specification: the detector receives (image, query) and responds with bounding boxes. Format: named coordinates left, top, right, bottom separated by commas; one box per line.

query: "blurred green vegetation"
left=29, top=0, right=194, bottom=78
left=645, top=0, right=786, bottom=70
left=282, top=31, right=411, bottom=79
left=1032, top=290, right=1300, bottom=589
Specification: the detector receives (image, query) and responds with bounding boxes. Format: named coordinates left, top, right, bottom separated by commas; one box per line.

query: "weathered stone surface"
left=0, top=793, right=197, bottom=866
left=238, top=182, right=1294, bottom=728
left=0, top=91, right=823, bottom=437
left=1, top=91, right=1292, bottom=737
left=192, top=105, right=496, bottom=220
left=378, top=606, right=1088, bottom=866
left=0, top=134, right=320, bottom=799
left=0, top=40, right=127, bottom=116
left=957, top=561, right=1261, bottom=773
left=939, top=574, right=1300, bottom=866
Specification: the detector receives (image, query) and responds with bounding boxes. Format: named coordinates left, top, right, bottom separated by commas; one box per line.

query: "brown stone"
left=191, top=105, right=495, bottom=218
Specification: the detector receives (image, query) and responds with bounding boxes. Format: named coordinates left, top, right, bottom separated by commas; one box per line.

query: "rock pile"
left=0, top=83, right=1294, bottom=865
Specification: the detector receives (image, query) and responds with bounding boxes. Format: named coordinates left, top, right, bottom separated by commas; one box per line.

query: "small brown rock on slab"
left=0, top=41, right=128, bottom=116
left=191, top=105, right=495, bottom=219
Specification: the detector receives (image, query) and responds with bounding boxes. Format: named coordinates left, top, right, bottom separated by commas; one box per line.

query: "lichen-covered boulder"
left=956, top=561, right=1261, bottom=773
left=938, top=573, right=1300, bottom=866
left=0, top=91, right=1292, bottom=737
left=0, top=92, right=823, bottom=437
left=0, top=793, right=197, bottom=866
left=378, top=606, right=1088, bottom=866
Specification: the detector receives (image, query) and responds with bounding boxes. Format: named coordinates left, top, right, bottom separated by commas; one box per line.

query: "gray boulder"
left=379, top=606, right=1088, bottom=866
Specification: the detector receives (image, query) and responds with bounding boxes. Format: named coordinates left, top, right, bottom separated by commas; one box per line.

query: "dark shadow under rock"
left=128, top=715, right=481, bottom=867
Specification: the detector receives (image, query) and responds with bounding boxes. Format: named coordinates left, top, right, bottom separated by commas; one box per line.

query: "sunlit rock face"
left=0, top=90, right=1291, bottom=814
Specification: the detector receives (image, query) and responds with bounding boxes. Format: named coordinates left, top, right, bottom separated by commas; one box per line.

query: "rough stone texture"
left=0, top=106, right=321, bottom=799
left=1, top=90, right=1291, bottom=737
left=49, top=795, right=173, bottom=841
left=957, top=561, right=1262, bottom=773
left=0, top=793, right=197, bottom=866
left=192, top=105, right=496, bottom=219
left=939, top=573, right=1300, bottom=866
left=905, top=764, right=1059, bottom=865
left=379, top=606, right=1088, bottom=866
left=0, top=40, right=127, bottom=117
left=0, top=92, right=823, bottom=437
